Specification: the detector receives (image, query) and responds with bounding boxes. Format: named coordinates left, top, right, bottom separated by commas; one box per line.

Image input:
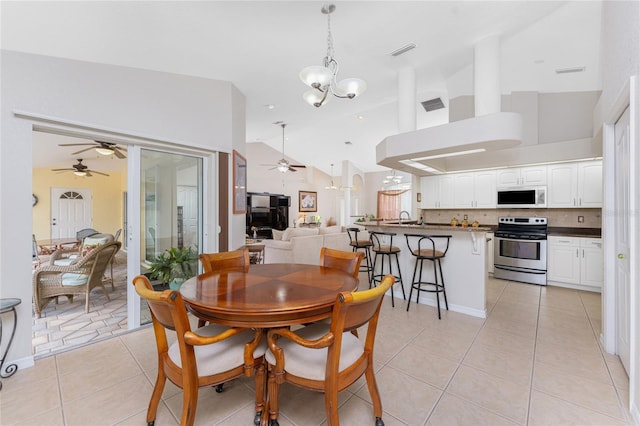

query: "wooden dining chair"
left=199, top=248, right=250, bottom=274
left=265, top=274, right=394, bottom=426
left=319, top=247, right=364, bottom=279
left=132, top=275, right=266, bottom=426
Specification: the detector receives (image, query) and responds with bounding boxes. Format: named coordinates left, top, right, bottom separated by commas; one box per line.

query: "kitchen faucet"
left=399, top=210, right=411, bottom=221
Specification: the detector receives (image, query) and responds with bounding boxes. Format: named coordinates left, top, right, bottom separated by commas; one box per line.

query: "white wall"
left=0, top=51, right=243, bottom=367
left=600, top=1, right=640, bottom=423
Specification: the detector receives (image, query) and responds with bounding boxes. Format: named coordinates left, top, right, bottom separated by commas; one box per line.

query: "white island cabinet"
left=363, top=223, right=488, bottom=318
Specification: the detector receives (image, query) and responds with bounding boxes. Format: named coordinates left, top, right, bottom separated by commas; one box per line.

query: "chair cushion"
left=168, top=323, right=267, bottom=377
left=81, top=236, right=109, bottom=256
left=272, top=229, right=284, bottom=240
left=264, top=323, right=364, bottom=381
left=53, top=254, right=79, bottom=266
left=61, top=273, right=89, bottom=286
left=416, top=249, right=445, bottom=258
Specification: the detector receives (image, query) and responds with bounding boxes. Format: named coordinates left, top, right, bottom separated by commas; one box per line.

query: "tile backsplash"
left=419, top=208, right=601, bottom=228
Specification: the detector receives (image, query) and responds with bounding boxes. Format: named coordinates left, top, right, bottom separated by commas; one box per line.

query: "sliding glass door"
left=127, top=147, right=204, bottom=327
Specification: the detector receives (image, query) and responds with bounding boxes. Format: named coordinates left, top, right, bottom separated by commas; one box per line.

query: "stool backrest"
left=404, top=234, right=452, bottom=258
left=369, top=231, right=396, bottom=251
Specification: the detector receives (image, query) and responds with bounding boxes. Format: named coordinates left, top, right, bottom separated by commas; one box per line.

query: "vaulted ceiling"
left=3, top=1, right=602, bottom=176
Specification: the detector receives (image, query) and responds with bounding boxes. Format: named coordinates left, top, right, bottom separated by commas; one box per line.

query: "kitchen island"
left=361, top=222, right=490, bottom=318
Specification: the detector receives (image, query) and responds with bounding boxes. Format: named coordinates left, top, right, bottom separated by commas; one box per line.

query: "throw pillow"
left=81, top=236, right=109, bottom=256
left=319, top=225, right=341, bottom=235
left=281, top=227, right=320, bottom=241
left=272, top=229, right=284, bottom=240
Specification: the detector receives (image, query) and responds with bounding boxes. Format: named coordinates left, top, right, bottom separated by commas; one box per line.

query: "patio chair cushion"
left=167, top=323, right=267, bottom=377
left=61, top=272, right=89, bottom=286
left=264, top=322, right=364, bottom=381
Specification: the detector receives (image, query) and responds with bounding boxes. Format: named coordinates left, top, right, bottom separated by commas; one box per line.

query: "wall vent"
left=420, top=97, right=445, bottom=112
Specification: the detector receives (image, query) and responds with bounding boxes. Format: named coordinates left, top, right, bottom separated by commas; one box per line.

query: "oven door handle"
left=495, top=236, right=547, bottom=243
left=494, top=265, right=547, bottom=274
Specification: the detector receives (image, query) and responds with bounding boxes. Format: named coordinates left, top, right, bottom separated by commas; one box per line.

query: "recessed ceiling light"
left=412, top=148, right=486, bottom=161
left=264, top=104, right=275, bottom=110
left=344, top=141, right=353, bottom=145
left=356, top=115, right=364, bottom=120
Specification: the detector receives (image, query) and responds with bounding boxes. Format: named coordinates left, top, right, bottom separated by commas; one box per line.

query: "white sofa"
left=262, top=226, right=351, bottom=265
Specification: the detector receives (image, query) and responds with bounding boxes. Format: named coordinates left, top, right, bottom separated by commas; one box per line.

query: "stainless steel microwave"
left=496, top=186, right=547, bottom=208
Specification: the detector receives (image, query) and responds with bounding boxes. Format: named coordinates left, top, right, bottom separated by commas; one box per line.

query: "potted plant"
left=148, top=246, right=198, bottom=290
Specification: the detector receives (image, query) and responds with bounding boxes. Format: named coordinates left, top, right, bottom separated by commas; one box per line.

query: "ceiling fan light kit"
left=51, top=159, right=110, bottom=177
left=300, top=3, right=366, bottom=108
left=58, top=140, right=127, bottom=159
left=261, top=123, right=307, bottom=173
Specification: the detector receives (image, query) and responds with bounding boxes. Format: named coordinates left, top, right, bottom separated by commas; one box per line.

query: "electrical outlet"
left=464, top=214, right=468, bottom=220
left=578, top=216, right=584, bottom=223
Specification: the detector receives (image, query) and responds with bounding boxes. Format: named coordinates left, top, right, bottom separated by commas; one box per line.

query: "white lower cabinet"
left=547, top=236, right=603, bottom=291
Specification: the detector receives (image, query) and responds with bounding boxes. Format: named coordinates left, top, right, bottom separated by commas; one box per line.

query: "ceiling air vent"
left=390, top=43, right=417, bottom=57
left=421, top=97, right=445, bottom=112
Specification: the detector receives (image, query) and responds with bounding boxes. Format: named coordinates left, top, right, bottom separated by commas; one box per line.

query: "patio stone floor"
left=31, top=251, right=139, bottom=358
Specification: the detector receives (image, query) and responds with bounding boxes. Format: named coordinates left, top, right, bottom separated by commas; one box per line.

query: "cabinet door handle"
left=582, top=249, right=585, bottom=258
left=576, top=249, right=579, bottom=257
left=579, top=198, right=582, bottom=206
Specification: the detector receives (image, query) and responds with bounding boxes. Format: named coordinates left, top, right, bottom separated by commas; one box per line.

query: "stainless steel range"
left=494, top=216, right=548, bottom=285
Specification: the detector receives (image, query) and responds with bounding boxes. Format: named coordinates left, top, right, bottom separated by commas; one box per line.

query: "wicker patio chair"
left=33, top=241, right=121, bottom=318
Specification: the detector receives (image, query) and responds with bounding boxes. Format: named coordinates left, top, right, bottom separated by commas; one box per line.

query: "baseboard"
left=4, top=355, right=35, bottom=374
left=403, top=293, right=486, bottom=319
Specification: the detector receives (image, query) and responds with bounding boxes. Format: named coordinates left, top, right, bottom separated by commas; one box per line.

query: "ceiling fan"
left=58, top=140, right=127, bottom=159
left=262, top=123, right=306, bottom=173
left=51, top=159, right=110, bottom=177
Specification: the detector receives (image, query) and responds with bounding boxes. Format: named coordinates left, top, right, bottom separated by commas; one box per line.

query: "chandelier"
left=299, top=4, right=366, bottom=108
left=325, top=163, right=338, bottom=190
left=383, top=170, right=403, bottom=185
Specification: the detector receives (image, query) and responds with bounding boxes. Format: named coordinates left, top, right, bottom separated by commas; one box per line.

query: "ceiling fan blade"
left=51, top=168, right=74, bottom=172
left=71, top=147, right=95, bottom=155
left=85, top=171, right=93, bottom=177
left=58, top=143, right=95, bottom=147
left=88, top=169, right=110, bottom=176
left=113, top=148, right=126, bottom=159
left=290, top=164, right=306, bottom=168
left=288, top=167, right=298, bottom=172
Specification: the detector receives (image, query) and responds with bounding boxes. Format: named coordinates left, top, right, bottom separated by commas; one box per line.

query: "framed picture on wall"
left=233, top=150, right=247, bottom=214
left=299, top=191, right=317, bottom=212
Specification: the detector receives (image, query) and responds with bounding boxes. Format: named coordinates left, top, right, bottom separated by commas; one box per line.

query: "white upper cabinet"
left=548, top=160, right=602, bottom=208
left=453, top=170, right=496, bottom=208
left=420, top=175, right=454, bottom=209
left=578, top=161, right=603, bottom=208
left=496, top=165, right=547, bottom=187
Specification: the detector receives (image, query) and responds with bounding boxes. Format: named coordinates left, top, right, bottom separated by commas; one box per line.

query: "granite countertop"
left=357, top=221, right=600, bottom=237
left=359, top=221, right=492, bottom=232
left=547, top=227, right=601, bottom=238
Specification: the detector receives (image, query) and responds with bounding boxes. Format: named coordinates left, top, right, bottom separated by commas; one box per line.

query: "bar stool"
left=404, top=234, right=452, bottom=319
left=369, top=231, right=406, bottom=307
left=346, top=227, right=373, bottom=284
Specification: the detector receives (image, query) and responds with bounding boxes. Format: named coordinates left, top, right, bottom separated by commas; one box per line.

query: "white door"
left=177, top=185, right=199, bottom=248
left=614, top=106, right=630, bottom=374
left=50, top=187, right=92, bottom=238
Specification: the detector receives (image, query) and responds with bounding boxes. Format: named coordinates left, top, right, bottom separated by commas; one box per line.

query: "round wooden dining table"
left=179, top=263, right=359, bottom=328
left=180, top=263, right=359, bottom=426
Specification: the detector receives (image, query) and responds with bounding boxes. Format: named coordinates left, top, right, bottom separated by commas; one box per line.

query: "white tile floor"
left=5, top=275, right=631, bottom=425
